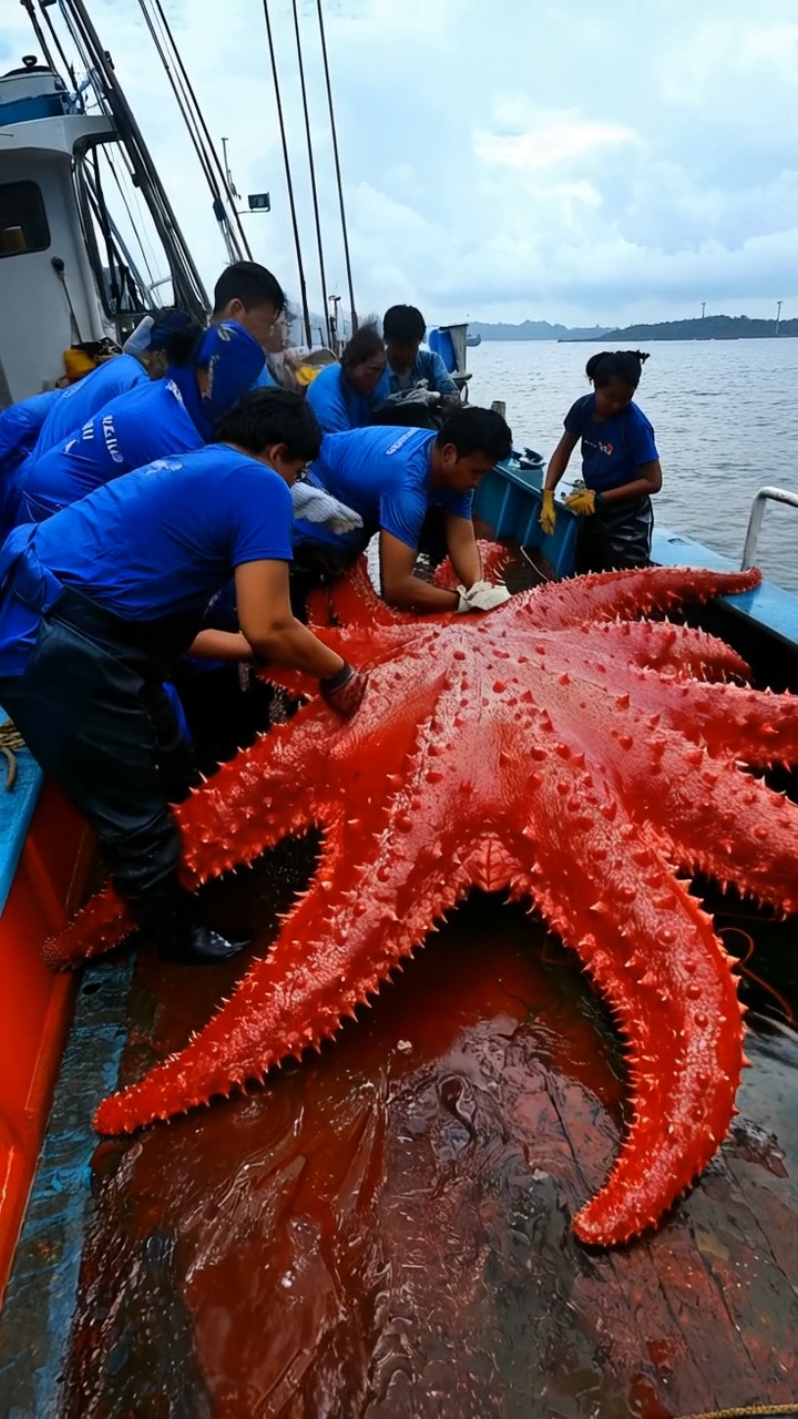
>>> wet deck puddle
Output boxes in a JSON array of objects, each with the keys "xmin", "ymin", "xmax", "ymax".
[{"xmin": 60, "ymin": 843, "xmax": 798, "ymax": 1419}]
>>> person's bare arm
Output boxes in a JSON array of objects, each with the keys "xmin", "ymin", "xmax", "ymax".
[
  {"xmin": 445, "ymin": 513, "xmax": 481, "ymax": 588},
  {"xmin": 543, "ymin": 431, "xmax": 580, "ymax": 491},
  {"xmin": 379, "ymin": 531, "xmax": 459, "ymax": 612},
  {"xmin": 188, "ymin": 629, "xmax": 252, "ymax": 661},
  {"xmin": 234, "ymin": 559, "xmax": 345, "ymax": 678},
  {"xmin": 600, "ymin": 459, "xmax": 662, "ymax": 505}
]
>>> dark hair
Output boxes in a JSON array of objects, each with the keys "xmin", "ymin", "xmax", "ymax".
[
  {"xmin": 369, "ymin": 404, "xmax": 437, "ymax": 430},
  {"xmin": 212, "ymin": 261, "xmax": 286, "ymax": 317},
  {"xmin": 212, "ymin": 387, "xmax": 322, "ymax": 462},
  {"xmin": 585, "ymin": 349, "xmax": 650, "ymax": 389},
  {"xmin": 162, "ymin": 317, "xmax": 205, "ymax": 368},
  {"xmin": 341, "ymin": 325, "xmax": 384, "ymax": 368},
  {"xmin": 436, "ymin": 406, "xmax": 512, "ymax": 462},
  {"xmin": 383, "ymin": 304, "xmax": 426, "ymax": 344}
]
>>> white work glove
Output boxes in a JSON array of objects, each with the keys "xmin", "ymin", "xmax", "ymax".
[
  {"xmin": 290, "ymin": 480, "xmax": 363, "ymax": 536},
  {"xmin": 455, "ymin": 580, "xmax": 512, "ymax": 613}
]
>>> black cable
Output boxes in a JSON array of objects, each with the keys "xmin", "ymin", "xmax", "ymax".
[
  {"xmin": 18, "ymin": 0, "xmax": 58, "ymax": 76},
  {"xmin": 63, "ymin": 0, "xmax": 209, "ymax": 320},
  {"xmin": 148, "ymin": 0, "xmax": 253, "ymax": 261},
  {"xmin": 316, "ymin": 0, "xmax": 357, "ymax": 334},
  {"xmin": 292, "ymin": 0, "xmax": 331, "ymax": 347},
  {"xmin": 262, "ymin": 0, "xmax": 311, "ymax": 345}
]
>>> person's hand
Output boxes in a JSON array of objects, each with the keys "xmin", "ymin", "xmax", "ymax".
[
  {"xmin": 539, "ymin": 488, "xmax": 556, "ymax": 536},
  {"xmin": 564, "ymin": 487, "xmax": 604, "ymax": 516},
  {"xmin": 456, "ymin": 580, "xmax": 512, "ymax": 613},
  {"xmin": 320, "ymin": 663, "xmax": 369, "ymax": 718}
]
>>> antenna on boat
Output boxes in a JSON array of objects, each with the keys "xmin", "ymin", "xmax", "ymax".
[
  {"xmin": 262, "ymin": 0, "xmax": 312, "ymax": 347},
  {"xmin": 316, "ymin": 0, "xmax": 358, "ymax": 336},
  {"xmin": 292, "ymin": 0, "xmax": 332, "ymax": 348}
]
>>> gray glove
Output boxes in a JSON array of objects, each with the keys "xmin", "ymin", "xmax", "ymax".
[
  {"xmin": 290, "ymin": 480, "xmax": 363, "ymax": 535},
  {"xmin": 455, "ymin": 580, "xmax": 512, "ymax": 613}
]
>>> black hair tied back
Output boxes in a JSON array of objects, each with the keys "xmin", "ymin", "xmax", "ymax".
[{"xmin": 585, "ymin": 349, "xmax": 650, "ymax": 389}]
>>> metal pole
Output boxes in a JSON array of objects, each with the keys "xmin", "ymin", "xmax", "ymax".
[
  {"xmin": 316, "ymin": 0, "xmax": 357, "ymax": 333},
  {"xmin": 292, "ymin": 0, "xmax": 331, "ymax": 347},
  {"xmin": 262, "ymin": 0, "xmax": 311, "ymax": 345},
  {"xmin": 148, "ymin": 0, "xmax": 252, "ymax": 260}
]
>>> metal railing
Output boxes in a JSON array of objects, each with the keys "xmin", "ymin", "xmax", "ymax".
[{"xmin": 741, "ymin": 486, "xmax": 798, "ymax": 569}]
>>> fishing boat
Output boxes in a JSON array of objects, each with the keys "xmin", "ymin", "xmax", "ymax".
[{"xmin": 2, "ymin": 5, "xmax": 798, "ymax": 1416}]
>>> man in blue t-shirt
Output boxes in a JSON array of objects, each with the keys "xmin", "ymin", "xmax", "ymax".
[
  {"xmin": 294, "ymin": 406, "xmax": 513, "ymax": 614},
  {"xmin": 0, "ymin": 389, "xmax": 367, "ymax": 966},
  {"xmin": 29, "ymin": 309, "xmax": 195, "ymax": 461},
  {"xmin": 16, "ymin": 321, "xmax": 265, "ymax": 523},
  {"xmin": 370, "ymin": 305, "xmax": 460, "ymax": 415}
]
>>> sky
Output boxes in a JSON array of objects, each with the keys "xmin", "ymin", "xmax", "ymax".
[{"xmin": 4, "ymin": 0, "xmax": 798, "ymax": 327}]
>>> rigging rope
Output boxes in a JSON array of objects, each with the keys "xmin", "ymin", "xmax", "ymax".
[{"xmin": 0, "ymin": 720, "xmax": 26, "ymax": 792}]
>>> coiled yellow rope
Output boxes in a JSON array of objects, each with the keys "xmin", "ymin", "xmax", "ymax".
[
  {"xmin": 675, "ymin": 1404, "xmax": 798, "ymax": 1418},
  {"xmin": 0, "ymin": 718, "xmax": 25, "ymax": 791}
]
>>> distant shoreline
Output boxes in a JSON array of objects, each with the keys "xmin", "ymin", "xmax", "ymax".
[{"xmin": 468, "ymin": 314, "xmax": 797, "ymax": 343}]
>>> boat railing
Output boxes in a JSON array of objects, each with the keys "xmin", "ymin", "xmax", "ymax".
[{"xmin": 741, "ymin": 486, "xmax": 798, "ymax": 569}]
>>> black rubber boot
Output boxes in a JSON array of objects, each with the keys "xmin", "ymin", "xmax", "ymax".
[
  {"xmin": 128, "ymin": 875, "xmax": 252, "ymax": 966},
  {"xmin": 160, "ymin": 924, "xmax": 252, "ymax": 966}
]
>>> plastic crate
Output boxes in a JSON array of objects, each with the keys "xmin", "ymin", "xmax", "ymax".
[{"xmin": 475, "ymin": 460, "xmax": 578, "ymax": 578}]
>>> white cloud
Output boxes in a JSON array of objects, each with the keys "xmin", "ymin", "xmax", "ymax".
[{"xmin": 2, "ymin": 0, "xmax": 797, "ymax": 324}]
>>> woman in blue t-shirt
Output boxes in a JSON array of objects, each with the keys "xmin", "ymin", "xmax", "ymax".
[{"xmin": 540, "ymin": 350, "xmax": 662, "ymax": 572}]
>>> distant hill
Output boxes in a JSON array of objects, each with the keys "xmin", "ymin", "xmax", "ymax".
[
  {"xmin": 467, "ymin": 314, "xmax": 796, "ymax": 342},
  {"xmin": 592, "ymin": 315, "xmax": 796, "ymax": 342},
  {"xmin": 468, "ymin": 319, "xmax": 612, "ymax": 341}
]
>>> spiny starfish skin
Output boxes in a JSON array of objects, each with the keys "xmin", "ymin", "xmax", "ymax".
[{"xmin": 45, "ymin": 561, "xmax": 798, "ymax": 1247}]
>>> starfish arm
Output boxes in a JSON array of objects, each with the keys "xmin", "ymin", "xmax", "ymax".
[
  {"xmin": 512, "ymin": 765, "xmax": 743, "ymax": 1245},
  {"xmin": 431, "ymin": 540, "xmax": 510, "ymax": 590},
  {"xmin": 42, "ymin": 885, "xmax": 134, "ymax": 970},
  {"xmin": 580, "ymin": 618, "xmax": 751, "ymax": 682},
  {"xmin": 625, "ymin": 676, "xmax": 798, "ymax": 768},
  {"xmin": 525, "ymin": 566, "xmax": 761, "ymax": 632},
  {"xmin": 307, "ymin": 554, "xmax": 406, "ymax": 629},
  {"xmin": 638, "ymin": 742, "xmax": 798, "ymax": 913},
  {"xmin": 92, "ymin": 799, "xmax": 483, "ymax": 1136}
]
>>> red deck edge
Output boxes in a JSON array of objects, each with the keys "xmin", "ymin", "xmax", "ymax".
[{"xmin": 0, "ymin": 783, "xmax": 95, "ymax": 1309}]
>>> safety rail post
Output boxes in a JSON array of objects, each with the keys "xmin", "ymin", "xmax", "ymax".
[{"xmin": 741, "ymin": 486, "xmax": 798, "ymax": 569}]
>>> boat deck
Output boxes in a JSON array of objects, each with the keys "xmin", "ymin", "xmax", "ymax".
[{"xmin": 1, "ymin": 857, "xmax": 797, "ymax": 1417}]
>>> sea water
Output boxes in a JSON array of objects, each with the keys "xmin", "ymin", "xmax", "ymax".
[{"xmin": 467, "ymin": 338, "xmax": 798, "ymax": 593}]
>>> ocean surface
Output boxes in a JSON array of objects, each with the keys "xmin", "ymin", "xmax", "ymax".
[{"xmin": 466, "ymin": 338, "xmax": 798, "ymax": 593}]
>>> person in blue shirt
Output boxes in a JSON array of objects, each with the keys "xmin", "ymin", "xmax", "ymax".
[
  {"xmin": 294, "ymin": 406, "xmax": 513, "ymax": 614},
  {"xmin": 306, "ymin": 327, "xmax": 387, "ymax": 434},
  {"xmin": 29, "ymin": 308, "xmax": 194, "ymax": 462},
  {"xmin": 0, "ymin": 390, "xmax": 61, "ymax": 533},
  {"xmin": 371, "ymin": 305, "xmax": 460, "ymax": 416},
  {"xmin": 540, "ymin": 350, "xmax": 662, "ymax": 572},
  {"xmin": 0, "ymin": 389, "xmax": 367, "ymax": 966},
  {"xmin": 16, "ymin": 320, "xmax": 265, "ymax": 523},
  {"xmin": 212, "ymin": 260, "xmax": 286, "ymax": 389}
]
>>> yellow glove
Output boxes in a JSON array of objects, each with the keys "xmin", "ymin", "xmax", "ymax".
[
  {"xmin": 539, "ymin": 488, "xmax": 556, "ymax": 537},
  {"xmin": 564, "ymin": 487, "xmax": 604, "ymax": 516}
]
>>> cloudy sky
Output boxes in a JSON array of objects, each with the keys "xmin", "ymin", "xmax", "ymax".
[{"xmin": 4, "ymin": 0, "xmax": 797, "ymax": 326}]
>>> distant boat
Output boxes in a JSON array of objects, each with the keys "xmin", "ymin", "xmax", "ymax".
[{"xmin": 466, "ymin": 332, "xmax": 482, "ymax": 347}]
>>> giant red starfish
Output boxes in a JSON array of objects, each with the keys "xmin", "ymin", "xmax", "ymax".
[{"xmin": 46, "ymin": 562, "xmax": 798, "ymax": 1246}]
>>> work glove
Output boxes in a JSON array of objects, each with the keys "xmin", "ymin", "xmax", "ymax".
[
  {"xmin": 290, "ymin": 480, "xmax": 364, "ymax": 535},
  {"xmin": 539, "ymin": 488, "xmax": 556, "ymax": 536},
  {"xmin": 455, "ymin": 580, "xmax": 512, "ymax": 613},
  {"xmin": 563, "ymin": 487, "xmax": 605, "ymax": 517},
  {"xmin": 320, "ymin": 662, "xmax": 369, "ymax": 718}
]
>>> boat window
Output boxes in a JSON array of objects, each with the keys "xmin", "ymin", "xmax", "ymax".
[{"xmin": 0, "ymin": 181, "xmax": 51, "ymax": 258}]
